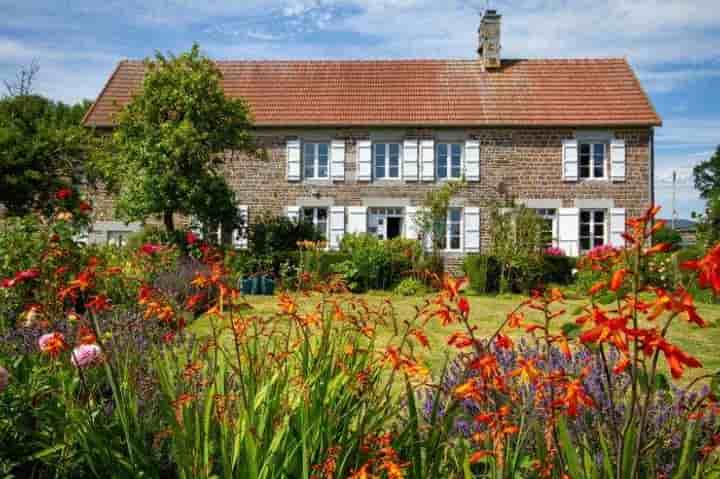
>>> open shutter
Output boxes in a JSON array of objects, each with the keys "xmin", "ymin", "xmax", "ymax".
[
  {"xmin": 356, "ymin": 140, "xmax": 372, "ymax": 181},
  {"xmin": 403, "ymin": 139, "xmax": 419, "ymax": 181},
  {"xmin": 286, "ymin": 206, "xmax": 300, "ymax": 223},
  {"xmin": 610, "ymin": 139, "xmax": 626, "ymax": 182},
  {"xmin": 189, "ymin": 216, "xmax": 204, "ymax": 239},
  {"xmin": 610, "ymin": 208, "xmax": 626, "ymax": 247},
  {"xmin": 331, "ymin": 140, "xmax": 345, "ymax": 182},
  {"xmin": 464, "ymin": 207, "xmax": 481, "ymax": 252},
  {"xmin": 420, "ymin": 139, "xmax": 435, "ymax": 182},
  {"xmin": 329, "ymin": 206, "xmax": 345, "ymax": 250},
  {"xmin": 562, "ymin": 139, "xmax": 578, "ymax": 182},
  {"xmin": 464, "ymin": 140, "xmax": 480, "ymax": 182},
  {"xmin": 347, "ymin": 206, "xmax": 367, "ymax": 234},
  {"xmin": 233, "ymin": 205, "xmax": 249, "ymax": 249},
  {"xmin": 405, "ymin": 206, "xmax": 419, "ymax": 240},
  {"xmin": 558, "ymin": 208, "xmax": 579, "ymax": 257},
  {"xmin": 287, "ymin": 139, "xmax": 301, "ymax": 181}
]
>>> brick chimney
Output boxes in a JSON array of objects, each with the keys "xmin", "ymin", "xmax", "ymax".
[{"xmin": 478, "ymin": 9, "xmax": 501, "ymax": 70}]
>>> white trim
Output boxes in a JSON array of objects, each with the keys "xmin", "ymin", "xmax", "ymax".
[
  {"xmin": 356, "ymin": 140, "xmax": 372, "ymax": 181},
  {"xmin": 286, "ymin": 139, "xmax": 301, "ymax": 181},
  {"xmin": 463, "ymin": 207, "xmax": 481, "ymax": 252},
  {"xmin": 420, "ymin": 139, "xmax": 435, "ymax": 181},
  {"xmin": 562, "ymin": 139, "xmax": 578, "ymax": 182},
  {"xmin": 578, "ymin": 141, "xmax": 608, "ymax": 180},
  {"xmin": 610, "ymin": 208, "xmax": 626, "ymax": 247},
  {"xmin": 347, "ymin": 206, "xmax": 368, "ymax": 234},
  {"xmin": 464, "ymin": 139, "xmax": 480, "ymax": 182},
  {"xmin": 610, "ymin": 139, "xmax": 626, "ymax": 182},
  {"xmin": 233, "ymin": 205, "xmax": 249, "ymax": 249},
  {"xmin": 402, "ymin": 139, "xmax": 419, "ymax": 181},
  {"xmin": 331, "ymin": 140, "xmax": 345, "ymax": 181},
  {"xmin": 329, "ymin": 206, "xmax": 345, "ymax": 250}
]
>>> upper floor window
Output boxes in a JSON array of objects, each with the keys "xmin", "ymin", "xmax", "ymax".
[
  {"xmin": 374, "ymin": 143, "xmax": 401, "ymax": 179},
  {"xmin": 580, "ymin": 209, "xmax": 605, "ymax": 252},
  {"xmin": 302, "ymin": 207, "xmax": 328, "ymax": 239},
  {"xmin": 437, "ymin": 143, "xmax": 462, "ymax": 179},
  {"xmin": 579, "ymin": 142, "xmax": 606, "ymax": 179},
  {"xmin": 303, "ymin": 142, "xmax": 329, "ymax": 179}
]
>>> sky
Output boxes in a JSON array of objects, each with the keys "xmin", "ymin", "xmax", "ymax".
[{"xmin": 1, "ymin": 0, "xmax": 718, "ymax": 219}]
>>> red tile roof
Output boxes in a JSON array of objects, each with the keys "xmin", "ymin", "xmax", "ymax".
[{"xmin": 82, "ymin": 58, "xmax": 661, "ymax": 128}]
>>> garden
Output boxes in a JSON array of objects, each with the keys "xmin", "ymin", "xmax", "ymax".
[{"xmin": 1, "ymin": 189, "xmax": 719, "ymax": 479}]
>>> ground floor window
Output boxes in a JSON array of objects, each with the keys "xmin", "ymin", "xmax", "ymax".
[
  {"xmin": 368, "ymin": 207, "xmax": 404, "ymax": 240},
  {"xmin": 434, "ymin": 207, "xmax": 462, "ymax": 251},
  {"xmin": 580, "ymin": 209, "xmax": 606, "ymax": 252},
  {"xmin": 107, "ymin": 231, "xmax": 131, "ymax": 247},
  {"xmin": 302, "ymin": 207, "xmax": 328, "ymax": 240},
  {"xmin": 534, "ymin": 208, "xmax": 558, "ymax": 247}
]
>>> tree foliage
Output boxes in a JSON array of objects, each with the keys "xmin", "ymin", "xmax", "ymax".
[
  {"xmin": 0, "ymin": 64, "xmax": 93, "ymax": 215},
  {"xmin": 693, "ymin": 145, "xmax": 720, "ymax": 200},
  {"xmin": 416, "ymin": 181, "xmax": 465, "ymax": 255},
  {"xmin": 102, "ymin": 44, "xmax": 255, "ymax": 232}
]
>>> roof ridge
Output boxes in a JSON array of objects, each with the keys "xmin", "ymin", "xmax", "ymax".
[{"xmin": 119, "ymin": 57, "xmax": 629, "ymax": 64}]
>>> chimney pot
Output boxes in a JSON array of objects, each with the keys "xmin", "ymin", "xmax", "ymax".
[{"xmin": 478, "ymin": 9, "xmax": 502, "ymax": 70}]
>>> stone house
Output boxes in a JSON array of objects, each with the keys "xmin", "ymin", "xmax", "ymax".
[{"xmin": 82, "ymin": 10, "xmax": 661, "ymax": 265}]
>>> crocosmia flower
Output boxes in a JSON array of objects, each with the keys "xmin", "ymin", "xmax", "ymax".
[
  {"xmin": 0, "ymin": 366, "xmax": 8, "ymax": 392},
  {"xmin": 70, "ymin": 344, "xmax": 102, "ymax": 368},
  {"xmin": 544, "ymin": 246, "xmax": 566, "ymax": 257},
  {"xmin": 38, "ymin": 332, "xmax": 66, "ymax": 357}
]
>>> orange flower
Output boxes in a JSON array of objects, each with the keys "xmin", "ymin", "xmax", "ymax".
[
  {"xmin": 76, "ymin": 325, "xmax": 97, "ymax": 345},
  {"xmin": 447, "ymin": 332, "xmax": 474, "ymax": 349},
  {"xmin": 554, "ymin": 379, "xmax": 594, "ymax": 416},
  {"xmin": 494, "ymin": 333, "xmax": 513, "ymax": 350},
  {"xmin": 681, "ymin": 243, "xmax": 720, "ymax": 294},
  {"xmin": 469, "ymin": 450, "xmax": 493, "ymax": 463},
  {"xmin": 278, "ymin": 293, "xmax": 297, "ymax": 315},
  {"xmin": 458, "ymin": 297, "xmax": 470, "ymax": 316},
  {"xmin": 38, "ymin": 332, "xmax": 66, "ymax": 357},
  {"xmin": 86, "ymin": 294, "xmax": 112, "ymax": 314},
  {"xmin": 644, "ymin": 242, "xmax": 671, "ymax": 255},
  {"xmin": 579, "ymin": 308, "xmax": 629, "ymax": 352},
  {"xmin": 410, "ymin": 329, "xmax": 430, "ymax": 349},
  {"xmin": 613, "ymin": 356, "xmax": 631, "ymax": 374},
  {"xmin": 508, "ymin": 358, "xmax": 541, "ymax": 384},
  {"xmin": 441, "ymin": 275, "xmax": 467, "ymax": 300},
  {"xmin": 588, "ymin": 281, "xmax": 607, "ymax": 295},
  {"xmin": 609, "ymin": 268, "xmax": 628, "ymax": 291}
]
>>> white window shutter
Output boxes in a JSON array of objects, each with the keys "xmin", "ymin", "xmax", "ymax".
[
  {"xmin": 356, "ymin": 140, "xmax": 372, "ymax": 181},
  {"xmin": 331, "ymin": 140, "xmax": 345, "ymax": 182},
  {"xmin": 347, "ymin": 206, "xmax": 367, "ymax": 234},
  {"xmin": 611, "ymin": 139, "xmax": 626, "ymax": 182},
  {"xmin": 464, "ymin": 207, "xmax": 481, "ymax": 252},
  {"xmin": 610, "ymin": 208, "xmax": 626, "ymax": 247},
  {"xmin": 233, "ymin": 205, "xmax": 249, "ymax": 249},
  {"xmin": 286, "ymin": 206, "xmax": 300, "ymax": 223},
  {"xmin": 558, "ymin": 208, "xmax": 579, "ymax": 257},
  {"xmin": 189, "ymin": 216, "xmax": 204, "ymax": 239},
  {"xmin": 464, "ymin": 140, "xmax": 480, "ymax": 182},
  {"xmin": 562, "ymin": 139, "xmax": 578, "ymax": 182},
  {"xmin": 420, "ymin": 139, "xmax": 435, "ymax": 181},
  {"xmin": 287, "ymin": 139, "xmax": 301, "ymax": 181},
  {"xmin": 329, "ymin": 206, "xmax": 345, "ymax": 250},
  {"xmin": 405, "ymin": 206, "xmax": 419, "ymax": 240},
  {"xmin": 403, "ymin": 139, "xmax": 419, "ymax": 181}
]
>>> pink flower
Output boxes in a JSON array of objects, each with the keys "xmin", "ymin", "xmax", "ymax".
[
  {"xmin": 544, "ymin": 247, "xmax": 566, "ymax": 257},
  {"xmin": 185, "ymin": 231, "xmax": 198, "ymax": 246},
  {"xmin": 0, "ymin": 278, "xmax": 15, "ymax": 288},
  {"xmin": 15, "ymin": 269, "xmax": 40, "ymax": 281},
  {"xmin": 0, "ymin": 366, "xmax": 8, "ymax": 392},
  {"xmin": 70, "ymin": 344, "xmax": 103, "ymax": 368},
  {"xmin": 140, "ymin": 243, "xmax": 162, "ymax": 255},
  {"xmin": 38, "ymin": 332, "xmax": 66, "ymax": 357}
]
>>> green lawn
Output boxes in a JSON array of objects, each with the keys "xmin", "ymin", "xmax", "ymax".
[{"xmin": 189, "ymin": 291, "xmax": 720, "ymax": 382}]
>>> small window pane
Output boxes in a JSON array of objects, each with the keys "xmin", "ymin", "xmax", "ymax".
[
  {"xmin": 450, "ymin": 237, "xmax": 461, "ymax": 250},
  {"xmin": 594, "ymin": 211, "xmax": 604, "ymax": 223},
  {"xmin": 580, "ymin": 224, "xmax": 590, "ymax": 236},
  {"xmin": 389, "ymin": 144, "xmax": 400, "ymax": 178},
  {"xmin": 580, "ymin": 238, "xmax": 591, "ymax": 251},
  {"xmin": 437, "ymin": 144, "xmax": 448, "ymax": 178},
  {"xmin": 594, "ymin": 223, "xmax": 604, "ymax": 236},
  {"xmin": 304, "ymin": 144, "xmax": 315, "ymax": 178},
  {"xmin": 317, "ymin": 208, "xmax": 328, "ymax": 220},
  {"xmin": 450, "ymin": 209, "xmax": 462, "ymax": 221},
  {"xmin": 451, "ymin": 144, "xmax": 462, "ymax": 178},
  {"xmin": 318, "ymin": 145, "xmax": 329, "ymax": 178},
  {"xmin": 580, "ymin": 211, "xmax": 591, "ymax": 222}
]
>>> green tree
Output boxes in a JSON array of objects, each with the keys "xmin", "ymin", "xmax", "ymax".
[
  {"xmin": 0, "ymin": 64, "xmax": 94, "ymax": 215},
  {"xmin": 693, "ymin": 145, "xmax": 720, "ymax": 199},
  {"xmin": 103, "ymin": 44, "xmax": 254, "ymax": 232},
  {"xmin": 415, "ymin": 181, "xmax": 465, "ymax": 255}
]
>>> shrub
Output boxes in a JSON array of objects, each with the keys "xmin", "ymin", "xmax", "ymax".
[
  {"xmin": 249, "ymin": 214, "xmax": 321, "ymax": 256},
  {"xmin": 541, "ymin": 253, "xmax": 576, "ymax": 285},
  {"xmin": 463, "ymin": 254, "xmax": 490, "ymax": 293},
  {"xmin": 337, "ymin": 234, "xmax": 416, "ymax": 291},
  {"xmin": 394, "ymin": 277, "xmax": 428, "ymax": 296}
]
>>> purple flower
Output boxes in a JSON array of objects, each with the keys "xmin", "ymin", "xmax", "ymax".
[
  {"xmin": 0, "ymin": 366, "xmax": 8, "ymax": 392},
  {"xmin": 71, "ymin": 343, "xmax": 102, "ymax": 368}
]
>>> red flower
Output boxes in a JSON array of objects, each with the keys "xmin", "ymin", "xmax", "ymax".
[
  {"xmin": 681, "ymin": 243, "xmax": 720, "ymax": 295},
  {"xmin": 78, "ymin": 201, "xmax": 92, "ymax": 213},
  {"xmin": 55, "ymin": 188, "xmax": 72, "ymax": 200},
  {"xmin": 554, "ymin": 379, "xmax": 594, "ymax": 416},
  {"xmin": 458, "ymin": 297, "xmax": 470, "ymax": 316},
  {"xmin": 16, "ymin": 269, "xmax": 40, "ymax": 281},
  {"xmin": 0, "ymin": 278, "xmax": 16, "ymax": 288},
  {"xmin": 161, "ymin": 331, "xmax": 176, "ymax": 344},
  {"xmin": 609, "ymin": 268, "xmax": 628, "ymax": 291},
  {"xmin": 185, "ymin": 231, "xmax": 198, "ymax": 245},
  {"xmin": 85, "ymin": 295, "xmax": 112, "ymax": 314},
  {"xmin": 140, "ymin": 243, "xmax": 162, "ymax": 255}
]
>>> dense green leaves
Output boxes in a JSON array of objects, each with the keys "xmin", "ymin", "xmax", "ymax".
[{"xmin": 102, "ymin": 44, "xmax": 255, "ymax": 232}]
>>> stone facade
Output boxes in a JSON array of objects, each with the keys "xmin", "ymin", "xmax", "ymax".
[{"xmin": 88, "ymin": 125, "xmax": 653, "ymax": 270}]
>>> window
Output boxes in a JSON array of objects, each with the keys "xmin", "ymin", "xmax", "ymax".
[
  {"xmin": 107, "ymin": 231, "xmax": 131, "ymax": 247},
  {"xmin": 374, "ymin": 143, "xmax": 401, "ymax": 179},
  {"xmin": 579, "ymin": 142, "xmax": 606, "ymax": 179},
  {"xmin": 368, "ymin": 207, "xmax": 404, "ymax": 240},
  {"xmin": 302, "ymin": 207, "xmax": 328, "ymax": 239},
  {"xmin": 434, "ymin": 208, "xmax": 462, "ymax": 250},
  {"xmin": 303, "ymin": 142, "xmax": 329, "ymax": 179},
  {"xmin": 535, "ymin": 208, "xmax": 558, "ymax": 247},
  {"xmin": 580, "ymin": 209, "xmax": 606, "ymax": 252},
  {"xmin": 437, "ymin": 143, "xmax": 462, "ymax": 179}
]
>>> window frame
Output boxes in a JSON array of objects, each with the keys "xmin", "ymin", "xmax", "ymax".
[
  {"xmin": 534, "ymin": 208, "xmax": 558, "ymax": 248},
  {"xmin": 373, "ymin": 142, "xmax": 402, "ymax": 180},
  {"xmin": 579, "ymin": 208, "xmax": 607, "ymax": 253},
  {"xmin": 578, "ymin": 142, "xmax": 607, "ymax": 180},
  {"xmin": 302, "ymin": 207, "xmax": 329, "ymax": 240},
  {"xmin": 433, "ymin": 207, "xmax": 463, "ymax": 251},
  {"xmin": 368, "ymin": 207, "xmax": 405, "ymax": 240},
  {"xmin": 303, "ymin": 142, "xmax": 330, "ymax": 180},
  {"xmin": 436, "ymin": 142, "xmax": 463, "ymax": 180}
]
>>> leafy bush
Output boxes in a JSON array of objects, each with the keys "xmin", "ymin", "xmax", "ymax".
[
  {"xmin": 249, "ymin": 214, "xmax": 321, "ymax": 256},
  {"xmin": 394, "ymin": 277, "xmax": 428, "ymax": 296},
  {"xmin": 541, "ymin": 254, "xmax": 577, "ymax": 285}
]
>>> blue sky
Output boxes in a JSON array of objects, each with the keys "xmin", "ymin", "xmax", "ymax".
[{"xmin": 2, "ymin": 0, "xmax": 718, "ymax": 219}]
